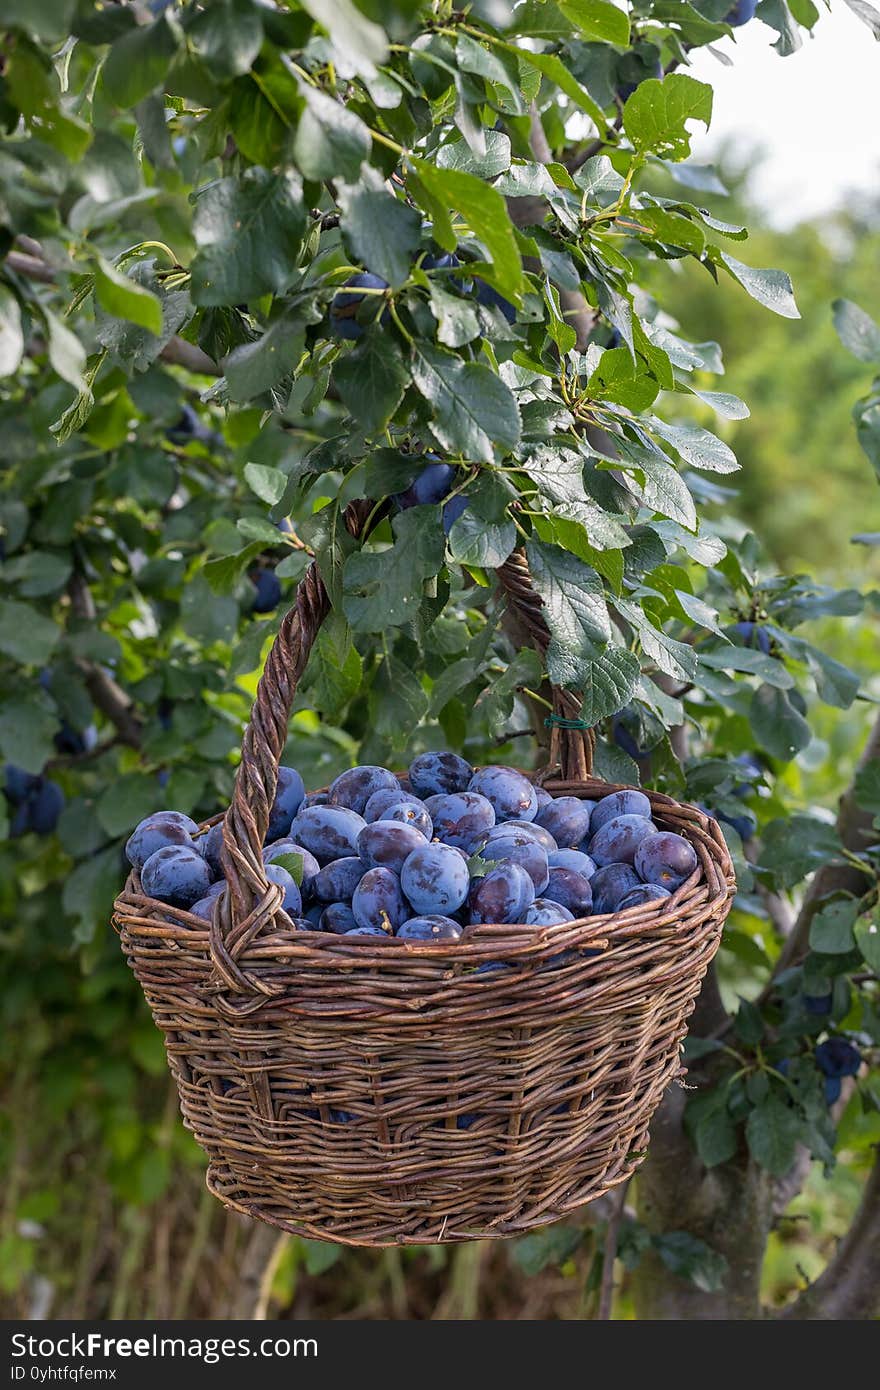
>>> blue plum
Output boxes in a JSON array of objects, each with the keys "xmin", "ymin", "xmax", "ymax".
[
  {"xmin": 824, "ymin": 1076, "xmax": 842, "ymax": 1105},
  {"xmin": 329, "ymin": 272, "xmax": 389, "ymax": 339},
  {"xmin": 4, "ymin": 765, "xmax": 35, "ymax": 802},
  {"xmin": 524, "ymin": 900, "xmax": 575, "ymax": 927},
  {"xmin": 345, "ymin": 925, "xmax": 389, "ymax": 937},
  {"xmin": 543, "ymin": 867, "xmax": 593, "ymax": 918},
  {"xmin": 329, "ymin": 764, "xmax": 399, "ymax": 816},
  {"xmin": 364, "ymin": 788, "xmax": 415, "ymax": 822},
  {"xmin": 320, "ymin": 902, "xmax": 359, "ymax": 934},
  {"xmin": 379, "ymin": 799, "xmax": 433, "ymax": 838},
  {"xmin": 549, "ymin": 848, "xmax": 596, "ymax": 879},
  {"xmin": 126, "ymin": 811, "xmax": 199, "ymax": 870},
  {"xmin": 469, "ymin": 862, "xmax": 535, "ymax": 924},
  {"xmin": 589, "ymin": 814, "xmax": 656, "ymax": 867},
  {"xmin": 591, "ymin": 863, "xmax": 641, "ymax": 914},
  {"xmin": 263, "ymin": 863, "xmax": 303, "ymax": 916},
  {"xmin": 54, "ymin": 721, "xmax": 97, "ymax": 756},
  {"xmin": 726, "ymin": 0, "xmax": 758, "ymax": 25},
  {"xmin": 401, "ymin": 842, "xmax": 470, "ymax": 914},
  {"xmin": 442, "ymin": 494, "xmax": 469, "ymax": 534},
  {"xmin": 352, "ymin": 867, "xmax": 406, "ymax": 931},
  {"xmin": 590, "ymin": 789, "xmax": 652, "ymax": 835},
  {"xmin": 815, "ymin": 1039, "xmax": 861, "ymax": 1078},
  {"xmin": 475, "ymin": 281, "xmax": 516, "ymax": 323},
  {"xmin": 292, "ymin": 916, "xmax": 323, "ymax": 932},
  {"xmin": 483, "ymin": 820, "xmax": 556, "ymax": 851},
  {"xmin": 199, "ymin": 821, "xmax": 226, "ymax": 877},
  {"xmin": 409, "ymin": 751, "xmax": 473, "ymax": 798},
  {"xmin": 289, "ymin": 805, "xmax": 367, "ymax": 863},
  {"xmin": 141, "ymin": 844, "xmax": 213, "ymax": 907},
  {"xmin": 27, "ymin": 779, "xmax": 65, "ymax": 834},
  {"xmin": 479, "ymin": 835, "xmax": 549, "ymax": 894},
  {"xmin": 266, "ymin": 765, "xmax": 306, "ymax": 841},
  {"xmin": 616, "ymin": 884, "xmax": 671, "ymax": 910},
  {"xmin": 424, "ymin": 791, "xmax": 495, "ymax": 850},
  {"xmin": 468, "ymin": 766, "xmax": 538, "ymax": 822},
  {"xmin": 249, "ymin": 569, "xmax": 281, "ymax": 613},
  {"xmin": 634, "ymin": 831, "xmax": 697, "ymax": 890},
  {"xmin": 534, "ymin": 785, "xmax": 553, "ymax": 810},
  {"xmin": 358, "ymin": 820, "xmax": 428, "ymax": 874},
  {"xmin": 730, "ymin": 621, "xmax": 771, "ymax": 654},
  {"xmin": 262, "ymin": 838, "xmax": 320, "ymax": 892},
  {"xmin": 535, "ymin": 796, "xmax": 592, "ymax": 848},
  {"xmin": 301, "ymin": 790, "xmax": 331, "ymax": 808},
  {"xmin": 188, "ymin": 895, "xmax": 219, "ymax": 922},
  {"xmin": 312, "ymin": 856, "xmax": 367, "ymax": 904},
  {"xmin": 397, "ymin": 915, "xmax": 463, "ymax": 941},
  {"xmin": 395, "ymin": 459, "xmax": 455, "ymax": 510},
  {"xmin": 804, "ymin": 993, "xmax": 833, "ymax": 1017}
]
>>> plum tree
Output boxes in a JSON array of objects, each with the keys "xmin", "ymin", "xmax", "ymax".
[{"xmin": 1, "ymin": 0, "xmax": 878, "ymax": 1326}]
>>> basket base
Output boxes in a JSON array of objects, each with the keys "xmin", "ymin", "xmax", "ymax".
[{"xmin": 205, "ymin": 1139, "xmax": 648, "ymax": 1248}]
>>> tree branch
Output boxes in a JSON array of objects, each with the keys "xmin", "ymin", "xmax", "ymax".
[
  {"xmin": 67, "ymin": 574, "xmax": 143, "ymax": 747},
  {"xmin": 783, "ymin": 1149, "xmax": 880, "ymax": 1319},
  {"xmin": 159, "ymin": 337, "xmax": 221, "ymax": 376}
]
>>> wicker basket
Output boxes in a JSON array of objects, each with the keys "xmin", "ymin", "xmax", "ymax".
[{"xmin": 114, "ymin": 545, "xmax": 735, "ymax": 1247}]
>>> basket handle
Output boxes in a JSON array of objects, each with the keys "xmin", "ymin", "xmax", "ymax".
[
  {"xmin": 497, "ymin": 550, "xmax": 595, "ymax": 781},
  {"xmin": 218, "ymin": 530, "xmax": 594, "ymax": 947}
]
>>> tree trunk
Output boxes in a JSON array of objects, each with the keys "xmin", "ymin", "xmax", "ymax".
[{"xmin": 631, "ymin": 1086, "xmax": 774, "ymax": 1319}]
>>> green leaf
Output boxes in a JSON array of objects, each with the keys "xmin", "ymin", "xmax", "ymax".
[
  {"xmin": 854, "ymin": 760, "xmax": 880, "ymax": 815},
  {"xmin": 2, "ymin": 0, "xmax": 76, "ymax": 42},
  {"xmin": 97, "ymin": 775, "xmax": 161, "ymax": 837},
  {"xmin": 299, "ymin": 0, "xmax": 387, "ymax": 78},
  {"xmin": 526, "ymin": 540, "xmax": 611, "ymax": 687},
  {"xmin": 334, "ymin": 333, "xmax": 410, "ymax": 435},
  {"xmin": 435, "ymin": 131, "xmax": 511, "ymax": 179},
  {"xmin": 0, "ymin": 694, "xmax": 57, "ymax": 774},
  {"xmin": 0, "ymin": 600, "xmax": 60, "ymax": 666},
  {"xmin": 62, "ymin": 846, "xmax": 123, "ymax": 939},
  {"xmin": 102, "ymin": 13, "xmax": 180, "ymax": 108},
  {"xmin": 577, "ymin": 648, "xmax": 642, "ymax": 723},
  {"xmin": 343, "ymin": 507, "xmax": 445, "ymax": 632},
  {"xmin": 759, "ymin": 815, "xmax": 842, "ymax": 890},
  {"xmin": 203, "ymin": 542, "xmax": 265, "ymax": 595},
  {"xmin": 42, "ymin": 308, "xmax": 88, "ymax": 393},
  {"xmin": 809, "ymin": 898, "xmax": 858, "ymax": 955},
  {"xmin": 428, "ymin": 283, "xmax": 480, "ymax": 348},
  {"xmin": 649, "ymin": 419, "xmax": 739, "ymax": 474},
  {"xmin": 292, "ymin": 83, "xmax": 371, "ymax": 182},
  {"xmin": 694, "ymin": 1105, "xmax": 738, "ymax": 1169},
  {"xmin": 190, "ymin": 169, "xmax": 307, "ymax": 306},
  {"xmin": 832, "ymin": 298, "xmax": 880, "ymax": 363},
  {"xmin": 409, "ymin": 158, "xmax": 523, "ymax": 304},
  {"xmin": 0, "ymin": 549, "xmax": 71, "ymax": 596},
  {"xmin": 559, "ymin": 0, "xmax": 631, "ymax": 43},
  {"xmin": 720, "ymin": 254, "xmax": 800, "ymax": 320},
  {"xmin": 447, "ymin": 511, "xmax": 516, "ymax": 568},
  {"xmin": 623, "ymin": 75, "xmax": 713, "ymax": 161},
  {"xmin": 653, "ymin": 1232, "xmax": 728, "ymax": 1292},
  {"xmin": 224, "ymin": 314, "xmax": 305, "ymax": 401},
  {"xmin": 514, "ymin": 47, "xmax": 607, "ymax": 135},
  {"xmin": 94, "ymin": 257, "xmax": 163, "ymax": 334},
  {"xmin": 749, "ymin": 684, "xmax": 811, "ymax": 760},
  {"xmin": 0, "ymin": 287, "xmax": 24, "ymax": 377},
  {"xmin": 510, "ymin": 1225, "xmax": 583, "ymax": 1276},
  {"xmin": 410, "ymin": 342, "xmax": 520, "ymax": 462},
  {"xmin": 272, "ymin": 852, "xmax": 305, "ymax": 886},
  {"xmin": 244, "ymin": 462, "xmax": 287, "ymax": 505},
  {"xmin": 745, "ymin": 1097, "xmax": 800, "ymax": 1176},
  {"xmin": 301, "ymin": 615, "xmax": 363, "ymax": 717},
  {"xmin": 338, "ymin": 167, "xmax": 421, "ymax": 290},
  {"xmin": 190, "ymin": 0, "xmax": 263, "ymax": 79},
  {"xmin": 854, "ymin": 914, "xmax": 880, "ymax": 974}
]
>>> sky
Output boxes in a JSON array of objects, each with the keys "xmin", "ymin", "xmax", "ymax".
[{"xmin": 686, "ymin": 5, "xmax": 880, "ymax": 226}]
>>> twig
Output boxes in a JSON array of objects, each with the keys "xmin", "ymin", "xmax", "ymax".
[
  {"xmin": 67, "ymin": 573, "xmax": 143, "ymax": 747},
  {"xmin": 598, "ymin": 1177, "xmax": 631, "ymax": 1320}
]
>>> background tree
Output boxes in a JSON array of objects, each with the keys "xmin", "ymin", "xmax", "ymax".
[{"xmin": 1, "ymin": 0, "xmax": 878, "ymax": 1320}]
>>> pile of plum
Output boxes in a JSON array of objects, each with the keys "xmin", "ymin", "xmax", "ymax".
[{"xmin": 125, "ymin": 755, "xmax": 699, "ymax": 941}]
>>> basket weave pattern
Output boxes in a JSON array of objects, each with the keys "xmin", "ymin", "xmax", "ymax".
[{"xmin": 115, "ymin": 538, "xmax": 735, "ymax": 1246}]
